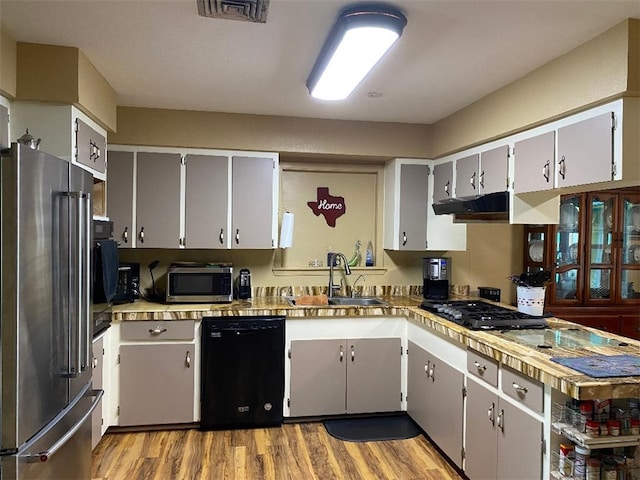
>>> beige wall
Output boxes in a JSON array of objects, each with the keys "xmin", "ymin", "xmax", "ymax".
[
  {"xmin": 111, "ymin": 107, "xmax": 431, "ymax": 160},
  {"xmin": 430, "ymin": 18, "xmax": 639, "ymax": 157},
  {"xmin": 15, "ymin": 42, "xmax": 116, "ymax": 131},
  {"xmin": 0, "ymin": 29, "xmax": 16, "ymax": 98}
]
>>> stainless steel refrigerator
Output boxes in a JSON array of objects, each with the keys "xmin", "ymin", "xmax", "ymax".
[{"xmin": 0, "ymin": 144, "xmax": 102, "ymax": 479}]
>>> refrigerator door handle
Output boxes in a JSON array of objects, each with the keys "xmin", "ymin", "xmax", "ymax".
[
  {"xmin": 63, "ymin": 191, "xmax": 91, "ymax": 377},
  {"xmin": 23, "ymin": 389, "xmax": 103, "ymax": 463}
]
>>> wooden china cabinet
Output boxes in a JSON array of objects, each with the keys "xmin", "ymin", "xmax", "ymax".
[{"xmin": 523, "ymin": 188, "xmax": 640, "ymax": 338}]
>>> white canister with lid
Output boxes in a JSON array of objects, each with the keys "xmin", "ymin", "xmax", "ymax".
[{"xmin": 574, "ymin": 445, "xmax": 590, "ymax": 480}]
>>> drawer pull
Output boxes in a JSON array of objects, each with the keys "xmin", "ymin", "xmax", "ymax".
[
  {"xmin": 185, "ymin": 351, "xmax": 191, "ymax": 368},
  {"xmin": 474, "ymin": 361, "xmax": 487, "ymax": 372},
  {"xmin": 497, "ymin": 409, "xmax": 504, "ymax": 432},
  {"xmin": 149, "ymin": 327, "xmax": 168, "ymax": 335},
  {"xmin": 512, "ymin": 382, "xmax": 528, "ymax": 394}
]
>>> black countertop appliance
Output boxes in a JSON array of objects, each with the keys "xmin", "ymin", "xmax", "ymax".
[
  {"xmin": 237, "ymin": 268, "xmax": 251, "ymax": 299},
  {"xmin": 423, "ymin": 257, "xmax": 450, "ymax": 301}
]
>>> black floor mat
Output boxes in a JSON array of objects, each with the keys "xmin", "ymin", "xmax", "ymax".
[{"xmin": 323, "ymin": 415, "xmax": 420, "ymax": 442}]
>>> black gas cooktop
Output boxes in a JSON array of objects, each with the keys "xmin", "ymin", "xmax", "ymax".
[{"xmin": 420, "ymin": 299, "xmax": 549, "ymax": 330}]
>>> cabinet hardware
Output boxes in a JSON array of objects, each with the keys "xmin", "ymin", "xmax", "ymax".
[
  {"xmin": 428, "ymin": 363, "xmax": 435, "ymax": 381},
  {"xmin": 479, "ymin": 170, "xmax": 485, "ymax": 190},
  {"xmin": 474, "ymin": 360, "xmax": 487, "ymax": 372},
  {"xmin": 219, "ymin": 228, "xmax": 224, "ymax": 244},
  {"xmin": 470, "ymin": 172, "xmax": 476, "ymax": 190},
  {"xmin": 497, "ymin": 409, "xmax": 504, "ymax": 431},
  {"xmin": 185, "ymin": 351, "xmax": 191, "ymax": 368},
  {"xmin": 235, "ymin": 228, "xmax": 240, "ymax": 245},
  {"xmin": 350, "ymin": 345, "xmax": 355, "ymax": 362},
  {"xmin": 558, "ymin": 156, "xmax": 566, "ymax": 180},
  {"xmin": 488, "ymin": 403, "xmax": 495, "ymax": 425},
  {"xmin": 148, "ymin": 327, "xmax": 167, "ymax": 335},
  {"xmin": 339, "ymin": 345, "xmax": 343, "ymax": 362},
  {"xmin": 402, "ymin": 232, "xmax": 407, "ymax": 246},
  {"xmin": 92, "ymin": 356, "xmax": 97, "ymax": 369},
  {"xmin": 139, "ymin": 226, "xmax": 145, "ymax": 244},
  {"xmin": 512, "ymin": 382, "xmax": 528, "ymax": 394},
  {"xmin": 444, "ymin": 180, "xmax": 450, "ymax": 196},
  {"xmin": 288, "ymin": 349, "xmax": 291, "ymax": 359},
  {"xmin": 123, "ymin": 227, "xmax": 128, "ymax": 244},
  {"xmin": 542, "ymin": 161, "xmax": 550, "ymax": 182}
]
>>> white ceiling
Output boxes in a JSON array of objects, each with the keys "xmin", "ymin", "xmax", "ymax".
[{"xmin": 1, "ymin": 0, "xmax": 639, "ymax": 125}]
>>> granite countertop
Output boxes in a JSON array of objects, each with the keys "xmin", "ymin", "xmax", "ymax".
[{"xmin": 111, "ymin": 295, "xmax": 640, "ymax": 400}]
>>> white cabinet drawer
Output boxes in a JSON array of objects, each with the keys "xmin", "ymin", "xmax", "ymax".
[
  {"xmin": 501, "ymin": 366, "xmax": 543, "ymax": 413},
  {"xmin": 467, "ymin": 349, "xmax": 498, "ymax": 387},
  {"xmin": 121, "ymin": 320, "xmax": 195, "ymax": 341}
]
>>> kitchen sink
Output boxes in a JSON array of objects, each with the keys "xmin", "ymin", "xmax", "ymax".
[
  {"xmin": 327, "ymin": 296, "xmax": 388, "ymax": 306},
  {"xmin": 283, "ymin": 295, "xmax": 388, "ymax": 307}
]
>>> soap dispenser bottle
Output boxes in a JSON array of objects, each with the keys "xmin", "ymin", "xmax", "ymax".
[{"xmin": 365, "ymin": 241, "xmax": 374, "ymax": 267}]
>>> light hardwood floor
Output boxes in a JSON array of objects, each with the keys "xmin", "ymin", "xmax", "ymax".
[{"xmin": 91, "ymin": 422, "xmax": 463, "ymax": 480}]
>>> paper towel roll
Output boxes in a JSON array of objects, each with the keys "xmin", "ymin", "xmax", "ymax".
[{"xmin": 279, "ymin": 212, "xmax": 294, "ymax": 248}]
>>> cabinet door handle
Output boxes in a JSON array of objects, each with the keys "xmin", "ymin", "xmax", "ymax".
[
  {"xmin": 185, "ymin": 351, "xmax": 191, "ymax": 368},
  {"xmin": 444, "ymin": 180, "xmax": 450, "ymax": 197},
  {"xmin": 148, "ymin": 327, "xmax": 167, "ymax": 335},
  {"xmin": 470, "ymin": 172, "xmax": 476, "ymax": 190},
  {"xmin": 429, "ymin": 363, "xmax": 435, "ymax": 381},
  {"xmin": 512, "ymin": 382, "xmax": 528, "ymax": 394},
  {"xmin": 123, "ymin": 226, "xmax": 128, "ymax": 244},
  {"xmin": 558, "ymin": 156, "xmax": 566, "ymax": 180},
  {"xmin": 402, "ymin": 232, "xmax": 407, "ymax": 246},
  {"xmin": 339, "ymin": 345, "xmax": 344, "ymax": 362},
  {"xmin": 479, "ymin": 170, "xmax": 485, "ymax": 190},
  {"xmin": 542, "ymin": 161, "xmax": 550, "ymax": 182},
  {"xmin": 235, "ymin": 228, "xmax": 240, "ymax": 245},
  {"xmin": 219, "ymin": 228, "xmax": 224, "ymax": 244},
  {"xmin": 487, "ymin": 403, "xmax": 495, "ymax": 425},
  {"xmin": 350, "ymin": 345, "xmax": 355, "ymax": 362},
  {"xmin": 139, "ymin": 226, "xmax": 144, "ymax": 244},
  {"xmin": 474, "ymin": 361, "xmax": 487, "ymax": 372},
  {"xmin": 497, "ymin": 409, "xmax": 504, "ymax": 432},
  {"xmin": 92, "ymin": 355, "xmax": 98, "ymax": 369}
]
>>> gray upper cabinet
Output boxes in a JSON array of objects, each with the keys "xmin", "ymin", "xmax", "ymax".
[
  {"xmin": 136, "ymin": 152, "xmax": 182, "ymax": 248},
  {"xmin": 0, "ymin": 104, "xmax": 8, "ymax": 149},
  {"xmin": 231, "ymin": 156, "xmax": 276, "ymax": 249},
  {"xmin": 184, "ymin": 154, "xmax": 229, "ymax": 249},
  {"xmin": 513, "ymin": 131, "xmax": 556, "ymax": 194},
  {"xmin": 106, "ymin": 151, "xmax": 134, "ymax": 247},
  {"xmin": 479, "ymin": 145, "xmax": 509, "ymax": 194},
  {"xmin": 557, "ymin": 111, "xmax": 614, "ymax": 188},
  {"xmin": 432, "ymin": 161, "xmax": 453, "ymax": 204},
  {"xmin": 397, "ymin": 163, "xmax": 429, "ymax": 250},
  {"xmin": 75, "ymin": 118, "xmax": 107, "ymax": 175},
  {"xmin": 455, "ymin": 154, "xmax": 479, "ymax": 199}
]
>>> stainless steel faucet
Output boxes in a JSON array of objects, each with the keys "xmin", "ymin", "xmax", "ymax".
[
  {"xmin": 351, "ymin": 274, "xmax": 365, "ymax": 297},
  {"xmin": 328, "ymin": 252, "xmax": 351, "ymax": 297}
]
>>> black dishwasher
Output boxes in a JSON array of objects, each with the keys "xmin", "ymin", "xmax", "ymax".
[{"xmin": 200, "ymin": 315, "xmax": 285, "ymax": 430}]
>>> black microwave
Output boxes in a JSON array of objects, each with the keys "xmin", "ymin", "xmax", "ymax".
[{"xmin": 166, "ymin": 263, "xmax": 233, "ymax": 303}]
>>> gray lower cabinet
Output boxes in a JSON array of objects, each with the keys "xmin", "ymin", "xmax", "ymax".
[
  {"xmin": 465, "ymin": 377, "xmax": 543, "ymax": 479},
  {"xmin": 118, "ymin": 343, "xmax": 195, "ymax": 426},
  {"xmin": 91, "ymin": 335, "xmax": 104, "ymax": 450},
  {"xmin": 289, "ymin": 338, "xmax": 401, "ymax": 417},
  {"xmin": 407, "ymin": 341, "xmax": 464, "ymax": 469},
  {"xmin": 136, "ymin": 152, "xmax": 182, "ymax": 248},
  {"xmin": 106, "ymin": 151, "xmax": 134, "ymax": 247}
]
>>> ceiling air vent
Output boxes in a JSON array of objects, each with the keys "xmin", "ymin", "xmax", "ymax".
[{"xmin": 197, "ymin": 0, "xmax": 270, "ymax": 23}]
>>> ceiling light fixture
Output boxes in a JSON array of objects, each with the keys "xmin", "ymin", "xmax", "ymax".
[{"xmin": 306, "ymin": 4, "xmax": 407, "ymax": 101}]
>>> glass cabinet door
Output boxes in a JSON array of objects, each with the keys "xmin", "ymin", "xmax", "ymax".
[
  {"xmin": 552, "ymin": 195, "xmax": 582, "ymax": 302},
  {"xmin": 524, "ymin": 226, "xmax": 547, "ymax": 272},
  {"xmin": 586, "ymin": 193, "xmax": 615, "ymax": 302},
  {"xmin": 620, "ymin": 193, "xmax": 640, "ymax": 301}
]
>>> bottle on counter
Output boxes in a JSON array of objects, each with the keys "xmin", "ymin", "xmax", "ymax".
[{"xmin": 365, "ymin": 241, "xmax": 374, "ymax": 267}]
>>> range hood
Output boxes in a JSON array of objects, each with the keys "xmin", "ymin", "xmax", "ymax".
[{"xmin": 432, "ymin": 191, "xmax": 509, "ymax": 221}]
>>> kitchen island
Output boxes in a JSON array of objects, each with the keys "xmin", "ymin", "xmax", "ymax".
[{"xmin": 107, "ymin": 294, "xmax": 640, "ymax": 479}]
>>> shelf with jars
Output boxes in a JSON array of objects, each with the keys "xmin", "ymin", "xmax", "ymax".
[{"xmin": 523, "ymin": 188, "xmax": 640, "ymax": 338}]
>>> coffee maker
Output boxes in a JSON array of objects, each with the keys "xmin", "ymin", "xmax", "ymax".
[
  {"xmin": 237, "ymin": 268, "xmax": 252, "ymax": 300},
  {"xmin": 423, "ymin": 257, "xmax": 450, "ymax": 301}
]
